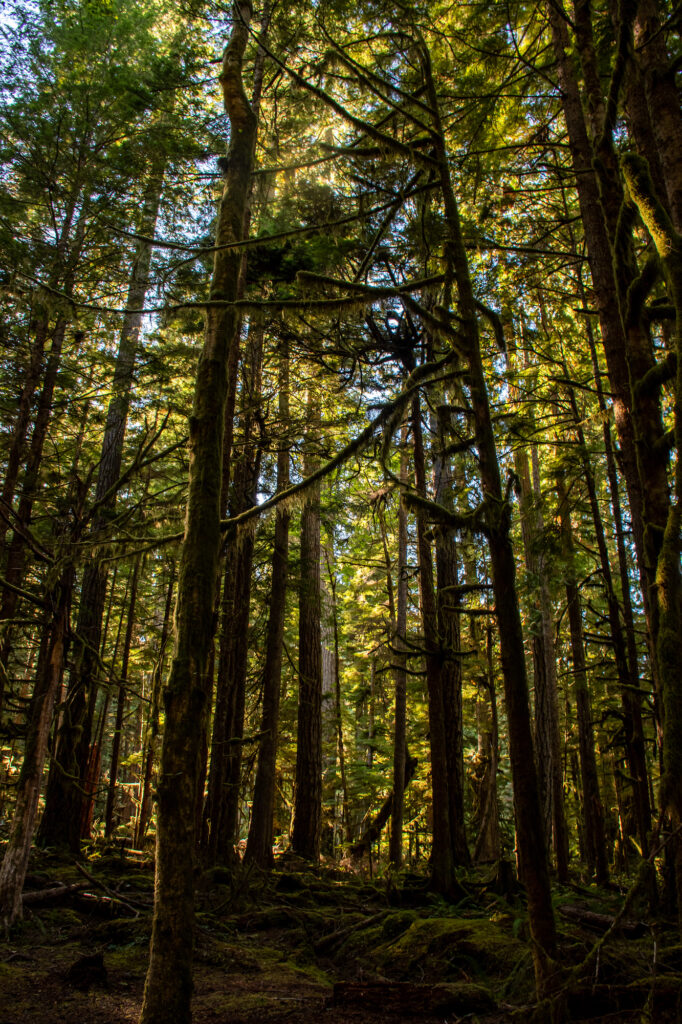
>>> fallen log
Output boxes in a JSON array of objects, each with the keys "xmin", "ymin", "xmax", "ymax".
[
  {"xmin": 330, "ymin": 980, "xmax": 495, "ymax": 1016},
  {"xmin": 558, "ymin": 904, "xmax": 647, "ymax": 938},
  {"xmin": 22, "ymin": 882, "xmax": 88, "ymax": 904}
]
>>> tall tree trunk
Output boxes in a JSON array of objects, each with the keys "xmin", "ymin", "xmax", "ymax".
[
  {"xmin": 202, "ymin": 314, "xmax": 264, "ymax": 862},
  {"xmin": 0, "ymin": 561, "xmax": 72, "ymax": 929},
  {"xmin": 412, "ymin": 395, "xmax": 462, "ymax": 898},
  {"xmin": 326, "ymin": 552, "xmax": 350, "ymax": 850},
  {"xmin": 104, "ymin": 556, "xmax": 142, "ymax": 837},
  {"xmin": 136, "ymin": 567, "xmax": 175, "ymax": 848},
  {"xmin": 420, "ymin": 46, "xmax": 556, "ymax": 987},
  {"xmin": 564, "ymin": 372, "xmax": 652, "ymax": 854},
  {"xmin": 632, "ymin": 0, "xmax": 682, "ymax": 231},
  {"xmin": 0, "ymin": 316, "xmax": 71, "ymax": 668},
  {"xmin": 434, "ymin": 414, "xmax": 469, "ymax": 867},
  {"xmin": 507, "ymin": 328, "xmax": 569, "ymax": 881},
  {"xmin": 291, "ymin": 389, "xmax": 323, "ymax": 862},
  {"xmin": 0, "ymin": 313, "xmax": 51, "ymax": 563},
  {"xmin": 0, "ymin": 180, "xmax": 81, "ymax": 562},
  {"xmin": 546, "ymin": 0, "xmax": 669, "ymax": 702},
  {"xmin": 389, "ymin": 430, "xmax": 409, "ymax": 867},
  {"xmin": 140, "ymin": 7, "xmax": 260, "ymax": 1019},
  {"xmin": 39, "ymin": 161, "xmax": 166, "ymax": 852},
  {"xmin": 620, "ymin": 154, "xmax": 682, "ymax": 932},
  {"xmin": 245, "ymin": 347, "xmax": 290, "ymax": 869},
  {"xmin": 557, "ymin": 471, "xmax": 609, "ymax": 885},
  {"xmin": 472, "ymin": 624, "xmax": 501, "ymax": 863}
]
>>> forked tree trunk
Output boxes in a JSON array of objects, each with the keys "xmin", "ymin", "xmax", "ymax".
[{"xmin": 140, "ymin": 6, "xmax": 259, "ymax": 1021}]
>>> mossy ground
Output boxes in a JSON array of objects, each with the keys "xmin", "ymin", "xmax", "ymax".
[{"xmin": 1, "ymin": 847, "xmax": 680, "ymax": 1023}]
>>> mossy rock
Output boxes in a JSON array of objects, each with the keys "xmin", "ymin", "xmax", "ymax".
[
  {"xmin": 335, "ymin": 921, "xmax": 387, "ymax": 960},
  {"xmin": 370, "ymin": 915, "xmax": 526, "ymax": 982},
  {"xmin": 381, "ymin": 910, "xmax": 418, "ymax": 940}
]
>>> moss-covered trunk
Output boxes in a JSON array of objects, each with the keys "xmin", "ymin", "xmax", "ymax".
[
  {"xmin": 139, "ymin": 6, "xmax": 258, "ymax": 1021},
  {"xmin": 621, "ymin": 154, "xmax": 682, "ymax": 932}
]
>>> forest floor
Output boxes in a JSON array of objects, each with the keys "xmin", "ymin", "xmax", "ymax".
[{"xmin": 1, "ymin": 846, "xmax": 681, "ymax": 1024}]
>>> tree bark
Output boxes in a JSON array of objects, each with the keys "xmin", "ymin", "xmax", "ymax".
[
  {"xmin": 420, "ymin": 45, "xmax": 556, "ymax": 987},
  {"xmin": 389, "ymin": 430, "xmax": 409, "ymax": 866},
  {"xmin": 0, "ymin": 561, "xmax": 72, "ymax": 929},
  {"xmin": 291, "ymin": 389, "xmax": 323, "ymax": 862},
  {"xmin": 104, "ymin": 556, "xmax": 142, "ymax": 837},
  {"xmin": 245, "ymin": 347, "xmax": 290, "ymax": 869},
  {"xmin": 140, "ymin": 6, "xmax": 259, "ymax": 1021},
  {"xmin": 557, "ymin": 471, "xmax": 609, "ymax": 885},
  {"xmin": 412, "ymin": 395, "xmax": 462, "ymax": 898},
  {"xmin": 136, "ymin": 568, "xmax": 175, "ymax": 848}
]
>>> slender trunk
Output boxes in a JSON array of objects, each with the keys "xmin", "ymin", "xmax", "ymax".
[
  {"xmin": 621, "ymin": 154, "xmax": 682, "ymax": 931},
  {"xmin": 0, "ymin": 562, "xmax": 72, "ymax": 929},
  {"xmin": 202, "ymin": 315, "xmax": 264, "ymax": 862},
  {"xmin": 433, "ymin": 399, "xmax": 469, "ymax": 866},
  {"xmin": 39, "ymin": 162, "xmax": 166, "ymax": 852},
  {"xmin": 389, "ymin": 431, "xmax": 409, "ymax": 866},
  {"xmin": 506, "ymin": 328, "xmax": 568, "ymax": 880},
  {"xmin": 566, "ymin": 374, "xmax": 652, "ymax": 853},
  {"xmin": 472, "ymin": 625, "xmax": 501, "ymax": 863},
  {"xmin": 137, "ymin": 569, "xmax": 175, "ymax": 848},
  {"xmin": 412, "ymin": 395, "xmax": 461, "ymax": 897},
  {"xmin": 420, "ymin": 46, "xmax": 556, "ymax": 984},
  {"xmin": 0, "ymin": 317, "xmax": 71, "ymax": 670},
  {"xmin": 291, "ymin": 389, "xmax": 323, "ymax": 862},
  {"xmin": 104, "ymin": 556, "xmax": 142, "ymax": 837},
  {"xmin": 0, "ymin": 314, "xmax": 50, "ymax": 562},
  {"xmin": 80, "ymin": 567, "xmax": 128, "ymax": 839},
  {"xmin": 0, "ymin": 179, "xmax": 81, "ymax": 561},
  {"xmin": 557, "ymin": 471, "xmax": 609, "ymax": 884},
  {"xmin": 245, "ymin": 349, "xmax": 290, "ymax": 868},
  {"xmin": 327, "ymin": 555, "xmax": 350, "ymax": 849}
]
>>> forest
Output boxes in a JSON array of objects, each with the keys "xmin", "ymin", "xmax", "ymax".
[{"xmin": 0, "ymin": 0, "xmax": 680, "ymax": 1021}]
